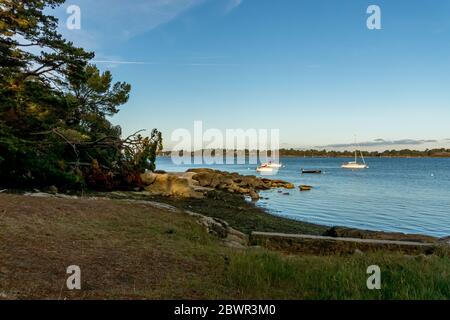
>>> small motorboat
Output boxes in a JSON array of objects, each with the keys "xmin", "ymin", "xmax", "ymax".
[
  {"xmin": 261, "ymin": 161, "xmax": 282, "ymax": 168},
  {"xmin": 301, "ymin": 168, "xmax": 322, "ymax": 174},
  {"xmin": 256, "ymin": 165, "xmax": 274, "ymax": 173}
]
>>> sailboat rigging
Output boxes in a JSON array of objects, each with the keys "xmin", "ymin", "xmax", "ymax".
[{"xmin": 341, "ymin": 136, "xmax": 369, "ymax": 169}]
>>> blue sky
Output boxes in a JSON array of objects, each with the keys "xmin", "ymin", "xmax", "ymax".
[{"xmin": 53, "ymin": 0, "xmax": 450, "ymax": 150}]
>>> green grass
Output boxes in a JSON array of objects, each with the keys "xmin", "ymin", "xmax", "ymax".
[{"xmin": 225, "ymin": 249, "xmax": 450, "ymax": 299}]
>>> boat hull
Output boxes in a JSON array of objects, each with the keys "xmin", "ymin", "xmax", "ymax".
[
  {"xmin": 302, "ymin": 170, "xmax": 322, "ymax": 174},
  {"xmin": 341, "ymin": 163, "xmax": 368, "ymax": 169},
  {"xmin": 256, "ymin": 167, "xmax": 274, "ymax": 173},
  {"xmin": 262, "ymin": 163, "xmax": 282, "ymax": 168}
]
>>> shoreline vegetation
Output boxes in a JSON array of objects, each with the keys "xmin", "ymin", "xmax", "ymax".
[{"xmin": 160, "ymin": 148, "xmax": 450, "ymax": 158}]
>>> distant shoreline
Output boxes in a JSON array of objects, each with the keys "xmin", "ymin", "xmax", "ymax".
[
  {"xmin": 159, "ymin": 148, "xmax": 450, "ymax": 159},
  {"xmin": 158, "ymin": 154, "xmax": 450, "ymax": 159},
  {"xmin": 278, "ymin": 155, "xmax": 450, "ymax": 158}
]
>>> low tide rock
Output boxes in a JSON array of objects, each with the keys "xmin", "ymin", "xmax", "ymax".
[{"xmin": 141, "ymin": 169, "xmax": 295, "ymax": 200}]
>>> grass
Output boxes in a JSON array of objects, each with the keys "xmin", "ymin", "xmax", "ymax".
[
  {"xmin": 226, "ymin": 250, "xmax": 450, "ymax": 299},
  {"xmin": 0, "ymin": 193, "xmax": 449, "ymax": 300}
]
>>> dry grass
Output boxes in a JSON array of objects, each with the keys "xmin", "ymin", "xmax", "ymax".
[{"xmin": 0, "ymin": 194, "xmax": 230, "ymax": 299}]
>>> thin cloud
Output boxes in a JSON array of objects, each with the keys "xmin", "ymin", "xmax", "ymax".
[
  {"xmin": 318, "ymin": 139, "xmax": 439, "ymax": 149},
  {"xmin": 224, "ymin": 0, "xmax": 243, "ymax": 14},
  {"xmin": 92, "ymin": 59, "xmax": 237, "ymax": 67},
  {"xmin": 184, "ymin": 62, "xmax": 238, "ymax": 66},
  {"xmin": 55, "ymin": 0, "xmax": 206, "ymax": 49},
  {"xmin": 93, "ymin": 60, "xmax": 157, "ymax": 65}
]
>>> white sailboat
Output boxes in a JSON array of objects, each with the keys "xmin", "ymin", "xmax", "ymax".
[{"xmin": 341, "ymin": 137, "xmax": 369, "ymax": 169}]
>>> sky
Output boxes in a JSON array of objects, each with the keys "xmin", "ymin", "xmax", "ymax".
[{"xmin": 52, "ymin": 0, "xmax": 450, "ymax": 151}]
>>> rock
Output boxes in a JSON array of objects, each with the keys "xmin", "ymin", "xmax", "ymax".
[
  {"xmin": 261, "ymin": 178, "xmax": 294, "ymax": 190},
  {"xmin": 217, "ymin": 183, "xmax": 227, "ymax": 190},
  {"xmin": 24, "ymin": 192, "xmax": 79, "ymax": 200},
  {"xmin": 354, "ymin": 249, "xmax": 364, "ymax": 255},
  {"xmin": 187, "ymin": 211, "xmax": 228, "ymax": 238},
  {"xmin": 439, "ymin": 236, "xmax": 450, "ymax": 245},
  {"xmin": 224, "ymin": 241, "xmax": 247, "ymax": 249},
  {"xmin": 48, "ymin": 185, "xmax": 58, "ymax": 194},
  {"xmin": 141, "ymin": 171, "xmax": 157, "ymax": 185},
  {"xmin": 186, "ymin": 210, "xmax": 248, "ymax": 247},
  {"xmin": 140, "ymin": 168, "xmax": 295, "ymax": 201},
  {"xmin": 210, "ymin": 174, "xmax": 223, "ymax": 188},
  {"xmin": 226, "ymin": 183, "xmax": 241, "ymax": 193},
  {"xmin": 187, "ymin": 168, "xmax": 216, "ymax": 174},
  {"xmin": 192, "ymin": 172, "xmax": 214, "ymax": 187},
  {"xmin": 208, "ymin": 219, "xmax": 229, "ymax": 238},
  {"xmin": 144, "ymin": 173, "xmax": 204, "ymax": 199},
  {"xmin": 249, "ymin": 190, "xmax": 260, "ymax": 201},
  {"xmin": 324, "ymin": 226, "xmax": 440, "ymax": 244},
  {"xmin": 238, "ymin": 187, "xmax": 250, "ymax": 194}
]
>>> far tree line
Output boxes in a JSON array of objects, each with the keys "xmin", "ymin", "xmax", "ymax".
[{"xmin": 160, "ymin": 148, "xmax": 450, "ymax": 158}]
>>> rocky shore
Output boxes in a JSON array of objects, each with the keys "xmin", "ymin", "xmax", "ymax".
[{"xmin": 140, "ymin": 168, "xmax": 295, "ymax": 201}]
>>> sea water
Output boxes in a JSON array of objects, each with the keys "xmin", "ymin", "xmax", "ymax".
[{"xmin": 156, "ymin": 157, "xmax": 450, "ymax": 237}]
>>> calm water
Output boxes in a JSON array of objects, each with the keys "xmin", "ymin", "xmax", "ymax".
[{"xmin": 156, "ymin": 157, "xmax": 450, "ymax": 237}]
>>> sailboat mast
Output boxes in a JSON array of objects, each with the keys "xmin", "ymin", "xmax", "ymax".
[
  {"xmin": 355, "ymin": 135, "xmax": 366, "ymax": 164},
  {"xmin": 360, "ymin": 150, "xmax": 366, "ymax": 164}
]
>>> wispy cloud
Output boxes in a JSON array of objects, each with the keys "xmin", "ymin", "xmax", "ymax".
[
  {"xmin": 92, "ymin": 58, "xmax": 237, "ymax": 68},
  {"xmin": 318, "ymin": 139, "xmax": 439, "ymax": 149},
  {"xmin": 224, "ymin": 0, "xmax": 243, "ymax": 14},
  {"xmin": 93, "ymin": 60, "xmax": 156, "ymax": 65},
  {"xmin": 183, "ymin": 62, "xmax": 238, "ymax": 66},
  {"xmin": 55, "ymin": 0, "xmax": 206, "ymax": 49}
]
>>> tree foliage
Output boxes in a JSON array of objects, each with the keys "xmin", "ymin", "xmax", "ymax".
[{"xmin": 0, "ymin": 0, "xmax": 162, "ymax": 190}]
